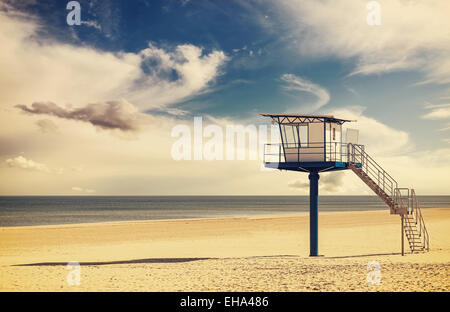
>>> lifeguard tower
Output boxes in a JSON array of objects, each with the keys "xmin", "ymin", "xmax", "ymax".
[{"xmin": 260, "ymin": 114, "xmax": 429, "ymax": 256}]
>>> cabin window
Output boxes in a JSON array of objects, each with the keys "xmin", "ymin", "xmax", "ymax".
[
  {"xmin": 283, "ymin": 125, "xmax": 296, "ymax": 146},
  {"xmin": 299, "ymin": 125, "xmax": 308, "ymax": 147}
]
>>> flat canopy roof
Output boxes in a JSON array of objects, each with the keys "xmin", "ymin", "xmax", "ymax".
[{"xmin": 258, "ymin": 113, "xmax": 355, "ymax": 124}]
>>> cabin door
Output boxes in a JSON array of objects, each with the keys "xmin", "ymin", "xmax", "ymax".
[{"xmin": 300, "ymin": 122, "xmax": 324, "ymax": 162}]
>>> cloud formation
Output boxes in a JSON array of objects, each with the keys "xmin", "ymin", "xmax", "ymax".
[
  {"xmin": 16, "ymin": 99, "xmax": 151, "ymax": 132},
  {"xmin": 0, "ymin": 9, "xmax": 228, "ymax": 111},
  {"xmin": 289, "ymin": 172, "xmax": 345, "ymax": 193},
  {"xmin": 422, "ymin": 104, "xmax": 450, "ymax": 120},
  {"xmin": 329, "ymin": 106, "xmax": 410, "ymax": 156},
  {"xmin": 5, "ymin": 156, "xmax": 50, "ymax": 173},
  {"xmin": 275, "ymin": 0, "xmax": 450, "ymax": 84},
  {"xmin": 281, "ymin": 74, "xmax": 330, "ymax": 111},
  {"xmin": 130, "ymin": 43, "xmax": 228, "ymax": 109}
]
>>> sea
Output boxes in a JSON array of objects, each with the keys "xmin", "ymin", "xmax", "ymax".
[{"xmin": 0, "ymin": 196, "xmax": 449, "ymax": 227}]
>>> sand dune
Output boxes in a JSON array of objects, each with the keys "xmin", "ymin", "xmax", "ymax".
[{"xmin": 0, "ymin": 208, "xmax": 449, "ymax": 291}]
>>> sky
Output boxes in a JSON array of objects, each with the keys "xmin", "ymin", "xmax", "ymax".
[{"xmin": 0, "ymin": 0, "xmax": 449, "ymax": 195}]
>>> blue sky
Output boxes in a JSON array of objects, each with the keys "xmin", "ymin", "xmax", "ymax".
[
  {"xmin": 11, "ymin": 1, "xmax": 449, "ymax": 131},
  {"xmin": 44, "ymin": 1, "xmax": 450, "ymax": 144},
  {"xmin": 1, "ymin": 0, "xmax": 449, "ymax": 195}
]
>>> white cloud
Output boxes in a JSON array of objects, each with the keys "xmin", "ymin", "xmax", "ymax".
[
  {"xmin": 5, "ymin": 156, "xmax": 50, "ymax": 173},
  {"xmin": 0, "ymin": 9, "xmax": 228, "ymax": 111},
  {"xmin": 439, "ymin": 124, "xmax": 450, "ymax": 132},
  {"xmin": 80, "ymin": 20, "xmax": 101, "ymax": 31},
  {"xmin": 129, "ymin": 43, "xmax": 228, "ymax": 110},
  {"xmin": 71, "ymin": 186, "xmax": 96, "ymax": 194},
  {"xmin": 274, "ymin": 0, "xmax": 450, "ymax": 84},
  {"xmin": 329, "ymin": 107, "xmax": 411, "ymax": 156},
  {"xmin": 422, "ymin": 104, "xmax": 450, "ymax": 120},
  {"xmin": 289, "ymin": 172, "xmax": 345, "ymax": 193},
  {"xmin": 281, "ymin": 74, "xmax": 330, "ymax": 111},
  {"xmin": 0, "ymin": 10, "xmax": 140, "ymax": 107}
]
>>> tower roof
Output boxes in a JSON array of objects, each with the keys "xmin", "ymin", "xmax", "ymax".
[{"xmin": 259, "ymin": 113, "xmax": 355, "ymax": 125}]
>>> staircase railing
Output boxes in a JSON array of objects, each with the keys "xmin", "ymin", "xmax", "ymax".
[
  {"xmin": 347, "ymin": 143, "xmax": 398, "ymax": 199},
  {"xmin": 348, "ymin": 144, "xmax": 429, "ymax": 253},
  {"xmin": 394, "ymin": 188, "xmax": 430, "ymax": 251},
  {"xmin": 394, "ymin": 188, "xmax": 410, "ymax": 214},
  {"xmin": 410, "ymin": 189, "xmax": 430, "ymax": 251}
]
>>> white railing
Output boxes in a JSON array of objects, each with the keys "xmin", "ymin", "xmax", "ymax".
[{"xmin": 264, "ymin": 142, "xmax": 365, "ymax": 163}]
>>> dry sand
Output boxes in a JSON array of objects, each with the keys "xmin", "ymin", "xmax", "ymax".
[{"xmin": 0, "ymin": 208, "xmax": 449, "ymax": 291}]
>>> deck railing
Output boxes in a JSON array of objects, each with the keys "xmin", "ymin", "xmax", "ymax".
[{"xmin": 263, "ymin": 142, "xmax": 364, "ymax": 163}]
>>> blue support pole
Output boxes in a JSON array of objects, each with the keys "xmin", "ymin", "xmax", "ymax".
[{"xmin": 309, "ymin": 170, "xmax": 319, "ymax": 256}]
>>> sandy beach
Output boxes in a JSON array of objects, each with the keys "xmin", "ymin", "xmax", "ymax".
[{"xmin": 0, "ymin": 208, "xmax": 449, "ymax": 292}]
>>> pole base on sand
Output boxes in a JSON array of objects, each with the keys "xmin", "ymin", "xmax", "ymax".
[{"xmin": 309, "ymin": 171, "xmax": 319, "ymax": 257}]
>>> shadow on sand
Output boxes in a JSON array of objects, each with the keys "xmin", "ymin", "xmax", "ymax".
[
  {"xmin": 12, "ymin": 253, "xmax": 402, "ymax": 266},
  {"xmin": 13, "ymin": 257, "xmax": 213, "ymax": 266},
  {"xmin": 324, "ymin": 252, "xmax": 403, "ymax": 259},
  {"xmin": 12, "ymin": 255, "xmax": 301, "ymax": 267}
]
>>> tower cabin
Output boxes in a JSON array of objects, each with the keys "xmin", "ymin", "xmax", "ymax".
[
  {"xmin": 260, "ymin": 114, "xmax": 359, "ymax": 172},
  {"xmin": 260, "ymin": 113, "xmax": 430, "ymax": 257}
]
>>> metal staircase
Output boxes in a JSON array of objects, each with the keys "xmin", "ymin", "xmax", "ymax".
[{"xmin": 347, "ymin": 144, "xmax": 430, "ymax": 253}]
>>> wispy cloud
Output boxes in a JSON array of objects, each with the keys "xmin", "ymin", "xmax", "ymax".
[
  {"xmin": 281, "ymin": 74, "xmax": 330, "ymax": 111},
  {"xmin": 80, "ymin": 20, "xmax": 102, "ymax": 31},
  {"xmin": 273, "ymin": 0, "xmax": 450, "ymax": 84},
  {"xmin": 422, "ymin": 103, "xmax": 450, "ymax": 120},
  {"xmin": 439, "ymin": 124, "xmax": 450, "ymax": 132},
  {"xmin": 16, "ymin": 99, "xmax": 151, "ymax": 132},
  {"xmin": 5, "ymin": 156, "xmax": 50, "ymax": 173}
]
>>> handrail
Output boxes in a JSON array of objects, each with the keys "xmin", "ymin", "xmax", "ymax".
[
  {"xmin": 411, "ymin": 189, "xmax": 430, "ymax": 251},
  {"xmin": 264, "ymin": 141, "xmax": 364, "ymax": 163},
  {"xmin": 348, "ymin": 143, "xmax": 398, "ymax": 198},
  {"xmin": 394, "ymin": 188, "xmax": 430, "ymax": 252},
  {"xmin": 394, "ymin": 188, "xmax": 410, "ymax": 213}
]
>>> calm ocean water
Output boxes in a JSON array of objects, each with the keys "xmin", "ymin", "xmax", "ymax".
[{"xmin": 0, "ymin": 196, "xmax": 449, "ymax": 227}]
